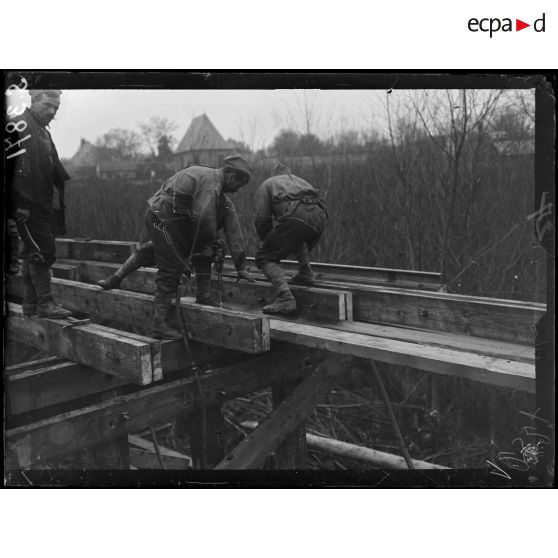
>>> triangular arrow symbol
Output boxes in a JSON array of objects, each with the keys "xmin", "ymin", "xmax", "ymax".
[{"xmin": 516, "ymin": 19, "xmax": 530, "ymax": 31}]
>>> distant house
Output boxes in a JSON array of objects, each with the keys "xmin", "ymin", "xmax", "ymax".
[
  {"xmin": 67, "ymin": 138, "xmax": 99, "ymax": 178},
  {"xmin": 174, "ymin": 114, "xmax": 236, "ymax": 170},
  {"xmin": 96, "ymin": 160, "xmax": 139, "ymax": 180}
]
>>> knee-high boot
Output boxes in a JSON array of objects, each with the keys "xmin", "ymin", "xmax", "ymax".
[
  {"xmin": 21, "ymin": 259, "xmax": 38, "ymax": 316},
  {"xmin": 30, "ymin": 262, "xmax": 72, "ymax": 319},
  {"xmin": 97, "ymin": 251, "xmax": 144, "ymax": 290},
  {"xmin": 261, "ymin": 261, "xmax": 296, "ymax": 314},
  {"xmin": 151, "ymin": 293, "xmax": 182, "ymax": 340}
]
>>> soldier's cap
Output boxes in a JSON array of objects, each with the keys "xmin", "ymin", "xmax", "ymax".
[
  {"xmin": 223, "ymin": 155, "xmax": 251, "ymax": 178},
  {"xmin": 29, "ymin": 89, "xmax": 62, "ymax": 101}
]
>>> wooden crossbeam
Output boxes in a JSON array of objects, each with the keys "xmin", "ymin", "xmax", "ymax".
[
  {"xmin": 5, "ymin": 348, "xmax": 318, "ymax": 468},
  {"xmin": 51, "ymin": 263, "xmax": 77, "ymax": 280},
  {"xmin": 5, "ymin": 356, "xmax": 66, "ymax": 374},
  {"xmin": 328, "ymin": 320, "xmax": 535, "ymax": 364},
  {"xmin": 53, "ymin": 259, "xmax": 542, "ymax": 345},
  {"xmin": 216, "ymin": 355, "xmax": 351, "ymax": 469},
  {"xmin": 55, "ymin": 238, "xmax": 138, "ymax": 263},
  {"xmin": 270, "ymin": 320, "xmax": 536, "ymax": 393},
  {"xmin": 54, "ymin": 260, "xmax": 352, "ymax": 322},
  {"xmin": 8, "ymin": 275, "xmax": 270, "ymax": 354},
  {"xmin": 341, "ymin": 284, "xmax": 544, "ymax": 345},
  {"xmin": 54, "ymin": 238, "xmax": 443, "ymax": 290},
  {"xmin": 6, "ymin": 303, "xmax": 158, "ymax": 385},
  {"xmin": 225, "ymin": 256, "xmax": 444, "ymax": 291},
  {"xmin": 6, "ymin": 360, "xmax": 131, "ymax": 416}
]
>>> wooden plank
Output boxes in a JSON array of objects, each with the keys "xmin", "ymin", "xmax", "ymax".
[
  {"xmin": 340, "ymin": 284, "xmax": 544, "ymax": 345},
  {"xmin": 6, "ymin": 303, "xmax": 155, "ymax": 385},
  {"xmin": 326, "ymin": 321, "xmax": 535, "ymax": 364},
  {"xmin": 223, "ymin": 256, "xmax": 444, "ymax": 290},
  {"xmin": 8, "ymin": 275, "xmax": 270, "ymax": 355},
  {"xmin": 181, "ymin": 275, "xmax": 352, "ymax": 321},
  {"xmin": 55, "ymin": 237, "xmax": 443, "ymax": 289},
  {"xmin": 240, "ymin": 422, "xmax": 448, "ymax": 469},
  {"xmin": 55, "ymin": 238, "xmax": 138, "ymax": 263},
  {"xmin": 269, "ymin": 320, "xmax": 536, "ymax": 393},
  {"xmin": 216, "ymin": 355, "xmax": 351, "ymax": 470},
  {"xmin": 56, "ymin": 260, "xmax": 352, "ymax": 321},
  {"xmin": 56, "ymin": 260, "xmax": 157, "ymax": 294},
  {"xmin": 51, "ymin": 263, "xmax": 77, "ymax": 280},
  {"xmin": 56, "ymin": 258, "xmax": 541, "ymax": 345},
  {"xmin": 5, "ymin": 348, "xmax": 318, "ymax": 468},
  {"xmin": 6, "ymin": 361, "xmax": 131, "ymax": 416},
  {"xmin": 5, "ymin": 356, "xmax": 66, "ymax": 375}
]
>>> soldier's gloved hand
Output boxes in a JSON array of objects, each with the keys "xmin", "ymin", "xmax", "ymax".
[
  {"xmin": 237, "ymin": 269, "xmax": 256, "ymax": 282},
  {"xmin": 181, "ymin": 262, "xmax": 193, "ymax": 280},
  {"xmin": 211, "ymin": 238, "xmax": 227, "ymax": 263},
  {"xmin": 15, "ymin": 207, "xmax": 30, "ymax": 223}
]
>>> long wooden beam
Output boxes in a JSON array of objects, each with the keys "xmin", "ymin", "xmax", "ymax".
[
  {"xmin": 240, "ymin": 421, "xmax": 448, "ymax": 469},
  {"xmin": 54, "ymin": 259, "xmax": 543, "ymax": 345},
  {"xmin": 6, "ymin": 360, "xmax": 132, "ymax": 416},
  {"xmin": 216, "ymin": 355, "xmax": 351, "ymax": 469},
  {"xmin": 269, "ymin": 320, "xmax": 536, "ymax": 393},
  {"xmin": 54, "ymin": 260, "xmax": 352, "ymax": 322},
  {"xmin": 342, "ymin": 284, "xmax": 543, "ymax": 345},
  {"xmin": 238, "ymin": 256, "xmax": 444, "ymax": 290},
  {"xmin": 55, "ymin": 238, "xmax": 138, "ymax": 263},
  {"xmin": 8, "ymin": 275, "xmax": 270, "ymax": 354},
  {"xmin": 5, "ymin": 348, "xmax": 319, "ymax": 468},
  {"xmin": 326, "ymin": 320, "xmax": 535, "ymax": 364},
  {"xmin": 55, "ymin": 238, "xmax": 443, "ymax": 290},
  {"xmin": 6, "ymin": 303, "xmax": 158, "ymax": 385}
]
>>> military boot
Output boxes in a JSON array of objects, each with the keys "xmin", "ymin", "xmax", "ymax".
[
  {"xmin": 152, "ymin": 294, "xmax": 182, "ymax": 340},
  {"xmin": 195, "ymin": 272, "xmax": 213, "ymax": 305},
  {"xmin": 289, "ymin": 264, "xmax": 315, "ymax": 286},
  {"xmin": 262, "ymin": 289, "xmax": 297, "ymax": 314},
  {"xmin": 261, "ymin": 261, "xmax": 297, "ymax": 315},
  {"xmin": 289, "ymin": 243, "xmax": 315, "ymax": 286},
  {"xmin": 97, "ymin": 252, "xmax": 142, "ymax": 290},
  {"xmin": 30, "ymin": 263, "xmax": 73, "ymax": 319},
  {"xmin": 21, "ymin": 260, "xmax": 38, "ymax": 316}
]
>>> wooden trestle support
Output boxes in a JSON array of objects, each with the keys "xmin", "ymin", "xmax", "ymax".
[{"xmin": 4, "ymin": 238, "xmax": 542, "ymax": 474}]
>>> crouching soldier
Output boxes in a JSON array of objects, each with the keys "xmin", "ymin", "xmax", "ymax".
[
  {"xmin": 8, "ymin": 89, "xmax": 72, "ymax": 318},
  {"xmin": 254, "ymin": 164, "xmax": 327, "ymax": 314},
  {"xmin": 96, "ymin": 192, "xmax": 255, "ymax": 298},
  {"xmin": 140, "ymin": 155, "xmax": 251, "ymax": 340}
]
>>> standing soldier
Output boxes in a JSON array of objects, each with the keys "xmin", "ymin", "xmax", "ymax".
[
  {"xmin": 254, "ymin": 164, "xmax": 328, "ymax": 314},
  {"xmin": 7, "ymin": 89, "xmax": 72, "ymax": 318},
  {"xmin": 95, "ymin": 192, "xmax": 255, "ymax": 300},
  {"xmin": 145, "ymin": 155, "xmax": 251, "ymax": 339}
]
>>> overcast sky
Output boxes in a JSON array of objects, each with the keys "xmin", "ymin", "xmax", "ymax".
[{"xmin": 11, "ymin": 89, "xmax": 389, "ymax": 159}]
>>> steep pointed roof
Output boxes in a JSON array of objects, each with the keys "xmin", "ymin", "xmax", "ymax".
[
  {"xmin": 69, "ymin": 138, "xmax": 99, "ymax": 166},
  {"xmin": 175, "ymin": 114, "xmax": 235, "ymax": 154}
]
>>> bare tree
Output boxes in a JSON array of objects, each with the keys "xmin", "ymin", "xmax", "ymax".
[
  {"xmin": 96, "ymin": 128, "xmax": 144, "ymax": 159},
  {"xmin": 138, "ymin": 116, "xmax": 178, "ymax": 159}
]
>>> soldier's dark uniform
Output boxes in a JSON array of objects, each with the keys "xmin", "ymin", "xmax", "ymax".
[
  {"xmin": 7, "ymin": 102, "xmax": 71, "ymax": 318},
  {"xmin": 254, "ymin": 165, "xmax": 327, "ymax": 314},
  {"xmin": 96, "ymin": 192, "xmax": 254, "ymax": 301},
  {"xmin": 142, "ymin": 156, "xmax": 251, "ymax": 338}
]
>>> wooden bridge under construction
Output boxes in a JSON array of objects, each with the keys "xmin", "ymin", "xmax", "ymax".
[{"xmin": 4, "ymin": 238, "xmax": 544, "ymax": 476}]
